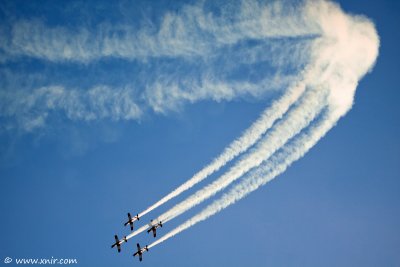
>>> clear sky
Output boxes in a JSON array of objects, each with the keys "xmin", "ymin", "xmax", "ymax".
[{"xmin": 0, "ymin": 0, "xmax": 398, "ymax": 266}]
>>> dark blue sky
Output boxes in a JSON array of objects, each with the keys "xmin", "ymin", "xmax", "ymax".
[{"xmin": 0, "ymin": 1, "xmax": 398, "ymax": 266}]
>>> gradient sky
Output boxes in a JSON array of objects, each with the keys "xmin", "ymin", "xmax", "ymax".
[{"xmin": 0, "ymin": 1, "xmax": 398, "ymax": 266}]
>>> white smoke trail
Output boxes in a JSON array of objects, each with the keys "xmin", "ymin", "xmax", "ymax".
[
  {"xmin": 126, "ymin": 224, "xmax": 149, "ymax": 240},
  {"xmin": 126, "ymin": 86, "xmax": 326, "ymax": 239},
  {"xmin": 126, "ymin": 85, "xmax": 324, "ymax": 240},
  {"xmin": 156, "ymin": 87, "xmax": 326, "ymax": 221},
  {"xmin": 148, "ymin": 109, "xmax": 335, "ymax": 248},
  {"xmin": 136, "ymin": 0, "xmax": 379, "ymax": 224},
  {"xmin": 147, "ymin": 0, "xmax": 380, "ymax": 248},
  {"xmin": 1, "ymin": 0, "xmax": 318, "ymax": 132},
  {"xmin": 127, "ymin": 0, "xmax": 379, "ymax": 242},
  {"xmin": 136, "ymin": 82, "xmax": 306, "ymax": 218},
  {"xmin": 0, "ymin": 1, "xmax": 318, "ymax": 62}
]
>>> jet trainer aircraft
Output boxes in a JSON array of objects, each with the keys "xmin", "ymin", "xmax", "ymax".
[
  {"xmin": 147, "ymin": 220, "xmax": 163, "ymax": 237},
  {"xmin": 124, "ymin": 213, "xmax": 140, "ymax": 231},
  {"xmin": 111, "ymin": 235, "xmax": 127, "ymax": 253},
  {"xmin": 133, "ymin": 243, "xmax": 149, "ymax": 262}
]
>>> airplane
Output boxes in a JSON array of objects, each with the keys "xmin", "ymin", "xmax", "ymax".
[
  {"xmin": 133, "ymin": 243, "xmax": 148, "ymax": 262},
  {"xmin": 124, "ymin": 213, "xmax": 140, "ymax": 231},
  {"xmin": 147, "ymin": 220, "xmax": 162, "ymax": 238},
  {"xmin": 111, "ymin": 235, "xmax": 127, "ymax": 253}
]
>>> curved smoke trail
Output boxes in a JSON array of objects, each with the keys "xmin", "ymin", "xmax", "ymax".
[
  {"xmin": 147, "ymin": 0, "xmax": 380, "ymax": 248},
  {"xmin": 156, "ymin": 87, "xmax": 327, "ymax": 222},
  {"xmin": 136, "ymin": 82, "xmax": 306, "ymax": 219},
  {"xmin": 127, "ymin": 85, "xmax": 328, "ymax": 239},
  {"xmin": 148, "ymin": 110, "xmax": 335, "ymax": 248}
]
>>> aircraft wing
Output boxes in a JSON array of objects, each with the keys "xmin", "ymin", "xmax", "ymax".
[
  {"xmin": 124, "ymin": 213, "xmax": 132, "ymax": 226},
  {"xmin": 117, "ymin": 244, "xmax": 121, "ymax": 253},
  {"xmin": 153, "ymin": 229, "xmax": 156, "ymax": 237},
  {"xmin": 139, "ymin": 254, "xmax": 143, "ymax": 262},
  {"xmin": 111, "ymin": 235, "xmax": 119, "ymax": 250},
  {"xmin": 137, "ymin": 243, "xmax": 141, "ymax": 251}
]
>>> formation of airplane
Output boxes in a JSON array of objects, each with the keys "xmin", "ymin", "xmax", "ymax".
[
  {"xmin": 133, "ymin": 243, "xmax": 149, "ymax": 262},
  {"xmin": 124, "ymin": 213, "xmax": 140, "ymax": 231},
  {"xmin": 111, "ymin": 212, "xmax": 159, "ymax": 262},
  {"xmin": 111, "ymin": 235, "xmax": 127, "ymax": 253},
  {"xmin": 147, "ymin": 220, "xmax": 163, "ymax": 238}
]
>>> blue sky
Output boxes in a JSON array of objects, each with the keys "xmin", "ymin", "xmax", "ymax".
[{"xmin": 0, "ymin": 0, "xmax": 398, "ymax": 266}]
